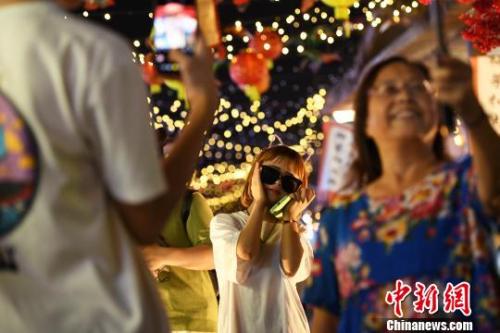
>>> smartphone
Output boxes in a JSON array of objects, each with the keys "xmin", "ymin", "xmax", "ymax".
[
  {"xmin": 153, "ymin": 0, "xmax": 197, "ymax": 74},
  {"xmin": 269, "ymin": 194, "xmax": 293, "ymax": 219}
]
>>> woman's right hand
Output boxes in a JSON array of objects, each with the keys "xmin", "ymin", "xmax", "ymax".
[
  {"xmin": 284, "ymin": 187, "xmax": 316, "ymax": 222},
  {"xmin": 251, "ymin": 162, "xmax": 267, "ymax": 205},
  {"xmin": 169, "ymin": 33, "xmax": 219, "ymax": 114}
]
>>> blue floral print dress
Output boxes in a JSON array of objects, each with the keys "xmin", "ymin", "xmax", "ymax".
[{"xmin": 303, "ymin": 156, "xmax": 499, "ymax": 332}]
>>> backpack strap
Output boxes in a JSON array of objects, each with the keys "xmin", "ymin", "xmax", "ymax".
[{"xmin": 180, "ymin": 189, "xmax": 195, "ymax": 243}]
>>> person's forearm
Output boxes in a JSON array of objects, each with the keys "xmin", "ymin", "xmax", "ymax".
[
  {"xmin": 153, "ymin": 245, "xmax": 214, "ymax": 270},
  {"xmin": 237, "ymin": 201, "xmax": 266, "ymax": 261},
  {"xmin": 463, "ymin": 97, "xmax": 500, "ymax": 215},
  {"xmin": 280, "ymin": 222, "xmax": 303, "ymax": 276},
  {"xmin": 161, "ymin": 98, "xmax": 217, "ymax": 206}
]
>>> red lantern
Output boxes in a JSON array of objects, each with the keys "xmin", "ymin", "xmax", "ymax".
[
  {"xmin": 229, "ymin": 50, "xmax": 268, "ymax": 86},
  {"xmin": 249, "ymin": 29, "xmax": 283, "ymax": 60},
  {"xmin": 254, "ymin": 71, "xmax": 271, "ymax": 93},
  {"xmin": 232, "ymin": 0, "xmax": 251, "ymax": 6}
]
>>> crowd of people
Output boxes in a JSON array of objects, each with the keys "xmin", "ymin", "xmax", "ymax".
[{"xmin": 0, "ymin": 1, "xmax": 498, "ymax": 332}]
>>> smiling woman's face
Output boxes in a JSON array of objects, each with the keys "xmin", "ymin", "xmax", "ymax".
[{"xmin": 365, "ymin": 62, "xmax": 439, "ymax": 145}]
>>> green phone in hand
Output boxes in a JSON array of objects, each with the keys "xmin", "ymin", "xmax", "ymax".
[{"xmin": 269, "ymin": 194, "xmax": 293, "ymax": 219}]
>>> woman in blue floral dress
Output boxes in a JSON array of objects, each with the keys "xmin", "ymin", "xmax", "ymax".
[{"xmin": 304, "ymin": 57, "xmax": 500, "ymax": 332}]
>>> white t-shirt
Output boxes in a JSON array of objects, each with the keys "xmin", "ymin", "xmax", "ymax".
[
  {"xmin": 210, "ymin": 211, "xmax": 313, "ymax": 333},
  {"xmin": 0, "ymin": 2, "xmax": 169, "ymax": 332}
]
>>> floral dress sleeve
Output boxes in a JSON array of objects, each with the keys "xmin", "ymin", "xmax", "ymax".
[
  {"xmin": 302, "ymin": 193, "xmax": 360, "ymax": 315},
  {"xmin": 454, "ymin": 155, "xmax": 498, "ymax": 231}
]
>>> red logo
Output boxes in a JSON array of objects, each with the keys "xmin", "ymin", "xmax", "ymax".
[
  {"xmin": 443, "ymin": 282, "xmax": 471, "ymax": 316},
  {"xmin": 385, "ymin": 280, "xmax": 471, "ymax": 317},
  {"xmin": 385, "ymin": 279, "xmax": 412, "ymax": 318},
  {"xmin": 413, "ymin": 282, "xmax": 439, "ymax": 315}
]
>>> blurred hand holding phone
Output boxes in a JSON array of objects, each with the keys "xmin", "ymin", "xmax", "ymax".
[{"xmin": 153, "ymin": 0, "xmax": 198, "ymax": 74}]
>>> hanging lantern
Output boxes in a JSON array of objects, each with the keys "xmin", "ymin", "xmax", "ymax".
[
  {"xmin": 254, "ymin": 71, "xmax": 271, "ymax": 94},
  {"xmin": 83, "ymin": 0, "xmax": 115, "ymax": 10},
  {"xmin": 229, "ymin": 50, "xmax": 268, "ymax": 87},
  {"xmin": 240, "ymin": 70, "xmax": 270, "ymax": 102},
  {"xmin": 249, "ymin": 29, "xmax": 283, "ymax": 60},
  {"xmin": 321, "ymin": 0, "xmax": 356, "ymax": 20}
]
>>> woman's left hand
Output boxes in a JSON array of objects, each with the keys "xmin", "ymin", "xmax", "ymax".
[
  {"xmin": 430, "ymin": 56, "xmax": 483, "ymax": 123},
  {"xmin": 283, "ymin": 187, "xmax": 316, "ymax": 222}
]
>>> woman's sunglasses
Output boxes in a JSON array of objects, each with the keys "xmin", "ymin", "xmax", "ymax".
[{"xmin": 260, "ymin": 165, "xmax": 302, "ymax": 194}]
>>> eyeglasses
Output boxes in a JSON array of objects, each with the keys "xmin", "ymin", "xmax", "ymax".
[
  {"xmin": 368, "ymin": 80, "xmax": 432, "ymax": 97},
  {"xmin": 260, "ymin": 165, "xmax": 302, "ymax": 194}
]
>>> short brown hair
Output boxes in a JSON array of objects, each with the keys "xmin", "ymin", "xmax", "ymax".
[{"xmin": 240, "ymin": 145, "xmax": 309, "ymax": 208}]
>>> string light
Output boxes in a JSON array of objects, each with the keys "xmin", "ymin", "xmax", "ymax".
[
  {"xmin": 77, "ymin": 1, "xmax": 421, "ymax": 58},
  {"xmin": 184, "ymin": 90, "xmax": 326, "ymax": 190},
  {"xmin": 83, "ymin": 1, "xmax": 424, "ymax": 212}
]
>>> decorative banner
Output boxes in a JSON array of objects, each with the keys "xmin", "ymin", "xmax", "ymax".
[
  {"xmin": 471, "ymin": 55, "xmax": 500, "ymax": 134},
  {"xmin": 317, "ymin": 122, "xmax": 355, "ymax": 201},
  {"xmin": 196, "ymin": 0, "xmax": 221, "ymax": 47}
]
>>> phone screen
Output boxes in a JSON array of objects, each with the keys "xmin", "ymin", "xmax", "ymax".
[{"xmin": 153, "ymin": 2, "xmax": 197, "ymax": 73}]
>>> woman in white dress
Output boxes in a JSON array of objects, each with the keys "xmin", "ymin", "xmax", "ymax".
[{"xmin": 210, "ymin": 145, "xmax": 315, "ymax": 333}]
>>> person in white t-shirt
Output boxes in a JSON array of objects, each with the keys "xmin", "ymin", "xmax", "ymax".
[
  {"xmin": 210, "ymin": 145, "xmax": 315, "ymax": 333},
  {"xmin": 0, "ymin": 1, "xmax": 217, "ymax": 332}
]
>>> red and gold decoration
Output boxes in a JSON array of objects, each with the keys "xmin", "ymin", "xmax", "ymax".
[
  {"xmin": 419, "ymin": 0, "xmax": 500, "ymax": 53},
  {"xmin": 197, "ymin": 0, "xmax": 222, "ymax": 47},
  {"xmin": 460, "ymin": 0, "xmax": 500, "ymax": 53}
]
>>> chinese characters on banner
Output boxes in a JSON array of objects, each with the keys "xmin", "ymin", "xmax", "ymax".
[
  {"xmin": 472, "ymin": 56, "xmax": 500, "ymax": 134},
  {"xmin": 317, "ymin": 122, "xmax": 355, "ymax": 201},
  {"xmin": 385, "ymin": 279, "xmax": 471, "ymax": 318}
]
